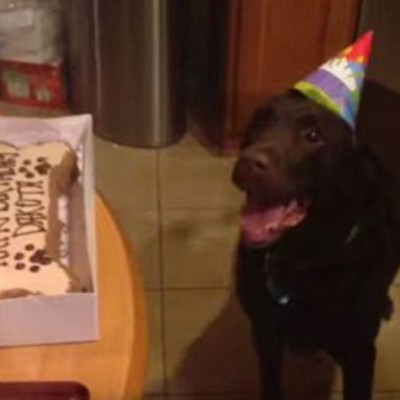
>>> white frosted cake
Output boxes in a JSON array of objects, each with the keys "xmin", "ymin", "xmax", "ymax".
[{"xmin": 0, "ymin": 141, "xmax": 79, "ymax": 298}]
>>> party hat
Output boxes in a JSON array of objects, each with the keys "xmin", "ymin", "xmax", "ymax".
[{"xmin": 294, "ymin": 31, "xmax": 373, "ymax": 129}]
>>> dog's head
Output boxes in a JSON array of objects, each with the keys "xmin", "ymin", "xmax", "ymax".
[{"xmin": 232, "ymin": 90, "xmax": 358, "ymax": 247}]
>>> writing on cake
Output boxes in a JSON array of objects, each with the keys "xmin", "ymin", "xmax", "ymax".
[{"xmin": 0, "ymin": 142, "xmax": 79, "ymax": 297}]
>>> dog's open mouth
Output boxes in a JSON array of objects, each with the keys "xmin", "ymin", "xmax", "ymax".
[{"xmin": 240, "ymin": 199, "xmax": 307, "ymax": 247}]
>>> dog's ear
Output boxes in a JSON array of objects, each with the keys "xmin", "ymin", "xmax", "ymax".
[
  {"xmin": 310, "ymin": 145, "xmax": 382, "ymax": 215},
  {"xmin": 358, "ymin": 145, "xmax": 400, "ymax": 227}
]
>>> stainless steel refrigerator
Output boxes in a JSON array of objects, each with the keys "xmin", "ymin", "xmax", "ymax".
[{"xmin": 64, "ymin": 0, "xmax": 186, "ymax": 148}]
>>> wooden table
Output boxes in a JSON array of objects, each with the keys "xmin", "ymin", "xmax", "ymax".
[{"xmin": 0, "ymin": 195, "xmax": 148, "ymax": 400}]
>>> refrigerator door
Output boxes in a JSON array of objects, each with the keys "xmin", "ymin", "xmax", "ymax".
[{"xmin": 66, "ymin": 0, "xmax": 186, "ymax": 148}]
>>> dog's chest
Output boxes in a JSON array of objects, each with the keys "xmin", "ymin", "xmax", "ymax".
[
  {"xmin": 263, "ymin": 251, "xmax": 293, "ymax": 305},
  {"xmin": 263, "ymin": 242, "xmax": 363, "ymax": 311}
]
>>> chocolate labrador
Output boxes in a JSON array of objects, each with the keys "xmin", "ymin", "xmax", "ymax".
[{"xmin": 232, "ymin": 90, "xmax": 400, "ymax": 400}]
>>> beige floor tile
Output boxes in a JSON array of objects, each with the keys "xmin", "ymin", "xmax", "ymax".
[
  {"xmin": 109, "ymin": 207, "xmax": 160, "ymax": 288},
  {"xmin": 145, "ymin": 290, "xmax": 165, "ymax": 394},
  {"xmin": 95, "ymin": 136, "xmax": 158, "ymax": 210},
  {"xmin": 162, "ymin": 209, "xmax": 240, "ymax": 288},
  {"xmin": 164, "ymin": 289, "xmax": 259, "ymax": 395},
  {"xmin": 159, "ymin": 135, "xmax": 244, "ymax": 209}
]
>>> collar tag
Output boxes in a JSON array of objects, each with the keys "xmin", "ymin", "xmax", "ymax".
[{"xmin": 345, "ymin": 223, "xmax": 360, "ymax": 245}]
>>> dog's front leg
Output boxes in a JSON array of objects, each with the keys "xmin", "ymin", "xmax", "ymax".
[
  {"xmin": 251, "ymin": 321, "xmax": 285, "ymax": 400},
  {"xmin": 340, "ymin": 342, "xmax": 376, "ymax": 400}
]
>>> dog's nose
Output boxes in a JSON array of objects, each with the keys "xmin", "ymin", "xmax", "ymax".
[
  {"xmin": 246, "ymin": 152, "xmax": 271, "ymax": 173},
  {"xmin": 232, "ymin": 151, "xmax": 272, "ymax": 190}
]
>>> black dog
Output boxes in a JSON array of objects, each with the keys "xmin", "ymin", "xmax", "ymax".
[{"xmin": 232, "ymin": 90, "xmax": 400, "ymax": 400}]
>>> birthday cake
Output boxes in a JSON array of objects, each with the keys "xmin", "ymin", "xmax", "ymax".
[{"xmin": 0, "ymin": 141, "xmax": 79, "ymax": 299}]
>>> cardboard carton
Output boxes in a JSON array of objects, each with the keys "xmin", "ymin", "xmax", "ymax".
[{"xmin": 0, "ymin": 114, "xmax": 98, "ymax": 347}]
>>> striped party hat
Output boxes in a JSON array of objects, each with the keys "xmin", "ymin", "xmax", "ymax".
[{"xmin": 294, "ymin": 31, "xmax": 373, "ymax": 129}]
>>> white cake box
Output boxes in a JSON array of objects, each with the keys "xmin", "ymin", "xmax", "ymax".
[{"xmin": 0, "ymin": 114, "xmax": 98, "ymax": 347}]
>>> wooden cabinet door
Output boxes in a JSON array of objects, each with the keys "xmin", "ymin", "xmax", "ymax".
[{"xmin": 220, "ymin": 0, "xmax": 361, "ymax": 153}]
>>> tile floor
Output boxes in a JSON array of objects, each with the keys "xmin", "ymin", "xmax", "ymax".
[
  {"xmin": 1, "ymin": 102, "xmax": 400, "ymax": 400},
  {"xmin": 95, "ymin": 133, "xmax": 263, "ymax": 399}
]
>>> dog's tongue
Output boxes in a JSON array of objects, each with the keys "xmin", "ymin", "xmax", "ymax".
[{"xmin": 241, "ymin": 200, "xmax": 307, "ymax": 246}]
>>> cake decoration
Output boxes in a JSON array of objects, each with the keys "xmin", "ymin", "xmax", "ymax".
[{"xmin": 0, "ymin": 142, "xmax": 79, "ymax": 298}]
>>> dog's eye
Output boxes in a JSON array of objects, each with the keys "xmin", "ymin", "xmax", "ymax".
[{"xmin": 301, "ymin": 129, "xmax": 324, "ymax": 145}]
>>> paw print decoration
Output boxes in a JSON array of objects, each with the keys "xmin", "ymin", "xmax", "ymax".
[
  {"xmin": 12, "ymin": 244, "xmax": 53, "ymax": 273},
  {"xmin": 19, "ymin": 157, "xmax": 51, "ymax": 180}
]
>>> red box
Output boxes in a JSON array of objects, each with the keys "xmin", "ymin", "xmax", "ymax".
[{"xmin": 0, "ymin": 59, "xmax": 67, "ymax": 109}]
